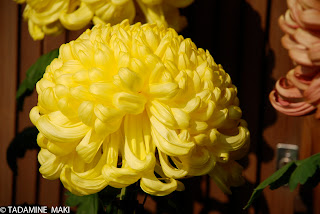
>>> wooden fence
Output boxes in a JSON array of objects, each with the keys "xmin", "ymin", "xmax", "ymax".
[{"xmin": 1, "ymin": 0, "xmax": 320, "ymax": 213}]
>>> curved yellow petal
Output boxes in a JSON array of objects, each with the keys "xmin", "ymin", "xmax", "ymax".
[
  {"xmin": 61, "ymin": 167, "xmax": 108, "ymax": 196},
  {"xmin": 148, "ymin": 82, "xmax": 179, "ymax": 100},
  {"xmin": 60, "ymin": 151, "xmax": 109, "ymax": 196},
  {"xmin": 149, "ymin": 100, "xmax": 177, "ymax": 128},
  {"xmin": 123, "ymin": 114, "xmax": 156, "ymax": 171},
  {"xmin": 180, "ymin": 146, "xmax": 216, "ymax": 176},
  {"xmin": 93, "ymin": 1, "xmax": 135, "ymax": 25},
  {"xmin": 136, "ymin": 0, "xmax": 167, "ymax": 27},
  {"xmin": 42, "ymin": 21, "xmax": 64, "ymax": 36},
  {"xmin": 113, "ymin": 92, "xmax": 147, "ymax": 114},
  {"xmin": 209, "ymin": 120, "xmax": 250, "ymax": 152},
  {"xmin": 158, "ymin": 150, "xmax": 188, "ymax": 179},
  {"xmin": 31, "ymin": 108, "xmax": 90, "ymax": 143},
  {"xmin": 76, "ymin": 129, "xmax": 105, "ymax": 163},
  {"xmin": 47, "ymin": 139, "xmax": 79, "ymax": 156},
  {"xmin": 38, "ymin": 149, "xmax": 65, "ymax": 179},
  {"xmin": 140, "ymin": 172, "xmax": 180, "ymax": 196},
  {"xmin": 27, "ymin": 0, "xmax": 67, "ymax": 26},
  {"xmin": 150, "ymin": 116, "xmax": 194, "ymax": 156},
  {"xmin": 27, "ymin": 19, "xmax": 44, "ymax": 40},
  {"xmin": 118, "ymin": 67, "xmax": 143, "ymax": 92},
  {"xmin": 59, "ymin": 3, "xmax": 93, "ymax": 30}
]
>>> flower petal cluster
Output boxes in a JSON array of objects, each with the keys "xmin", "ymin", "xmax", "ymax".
[
  {"xmin": 30, "ymin": 20, "xmax": 250, "ymax": 196},
  {"xmin": 270, "ymin": 0, "xmax": 320, "ymax": 118},
  {"xmin": 16, "ymin": 0, "xmax": 193, "ymax": 40}
]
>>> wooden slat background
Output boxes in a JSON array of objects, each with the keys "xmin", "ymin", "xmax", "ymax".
[{"xmin": 1, "ymin": 0, "xmax": 319, "ymax": 213}]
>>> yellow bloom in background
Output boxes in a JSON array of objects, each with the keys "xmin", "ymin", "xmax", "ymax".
[
  {"xmin": 16, "ymin": 0, "xmax": 193, "ymax": 40},
  {"xmin": 30, "ymin": 20, "xmax": 250, "ymax": 196}
]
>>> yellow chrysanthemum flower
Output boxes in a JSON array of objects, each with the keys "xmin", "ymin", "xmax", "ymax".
[
  {"xmin": 30, "ymin": 20, "xmax": 250, "ymax": 196},
  {"xmin": 16, "ymin": 0, "xmax": 193, "ymax": 40}
]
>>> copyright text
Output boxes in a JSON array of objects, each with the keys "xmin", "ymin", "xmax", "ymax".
[{"xmin": 0, "ymin": 206, "xmax": 70, "ymax": 213}]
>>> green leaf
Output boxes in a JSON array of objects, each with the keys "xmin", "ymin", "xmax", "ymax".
[
  {"xmin": 6, "ymin": 126, "xmax": 39, "ymax": 175},
  {"xmin": 245, "ymin": 153, "xmax": 320, "ymax": 209},
  {"xmin": 288, "ymin": 153, "xmax": 320, "ymax": 190},
  {"xmin": 16, "ymin": 48, "xmax": 59, "ymax": 109},
  {"xmin": 244, "ymin": 162, "xmax": 297, "ymax": 209},
  {"xmin": 66, "ymin": 192, "xmax": 99, "ymax": 214}
]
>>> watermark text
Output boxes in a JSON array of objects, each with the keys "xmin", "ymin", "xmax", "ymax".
[{"xmin": 0, "ymin": 206, "xmax": 70, "ymax": 213}]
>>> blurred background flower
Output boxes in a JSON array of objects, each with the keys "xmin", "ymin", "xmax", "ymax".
[
  {"xmin": 270, "ymin": 0, "xmax": 320, "ymax": 118},
  {"xmin": 16, "ymin": 0, "xmax": 194, "ymax": 40},
  {"xmin": 30, "ymin": 20, "xmax": 250, "ymax": 196}
]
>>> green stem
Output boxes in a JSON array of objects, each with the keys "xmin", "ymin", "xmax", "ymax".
[
  {"xmin": 120, "ymin": 187, "xmax": 127, "ymax": 201},
  {"xmin": 117, "ymin": 187, "xmax": 127, "ymax": 214},
  {"xmin": 117, "ymin": 185, "xmax": 140, "ymax": 214}
]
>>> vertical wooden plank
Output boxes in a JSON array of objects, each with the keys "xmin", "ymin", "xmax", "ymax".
[
  {"xmin": 241, "ymin": 0, "xmax": 268, "ymax": 151},
  {"xmin": 262, "ymin": 117, "xmax": 304, "ymax": 214},
  {"xmin": 0, "ymin": 0, "xmax": 18, "ymax": 206},
  {"xmin": 229, "ymin": 1, "xmax": 269, "ymax": 210},
  {"xmin": 260, "ymin": 0, "xmax": 305, "ymax": 213},
  {"xmin": 15, "ymin": 15, "xmax": 41, "ymax": 205},
  {"xmin": 301, "ymin": 116, "xmax": 320, "ymax": 214},
  {"xmin": 300, "ymin": 118, "xmax": 313, "ymax": 160},
  {"xmin": 37, "ymin": 34, "xmax": 67, "ymax": 207},
  {"xmin": 246, "ymin": 1, "xmax": 268, "ymax": 30},
  {"xmin": 240, "ymin": 0, "xmax": 268, "ymax": 205}
]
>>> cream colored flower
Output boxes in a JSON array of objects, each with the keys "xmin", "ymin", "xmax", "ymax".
[
  {"xmin": 16, "ymin": 0, "xmax": 193, "ymax": 40},
  {"xmin": 30, "ymin": 20, "xmax": 250, "ymax": 196},
  {"xmin": 270, "ymin": 0, "xmax": 320, "ymax": 118}
]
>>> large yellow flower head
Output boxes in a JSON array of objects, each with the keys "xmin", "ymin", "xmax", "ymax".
[
  {"xmin": 17, "ymin": 0, "xmax": 193, "ymax": 40},
  {"xmin": 30, "ymin": 20, "xmax": 250, "ymax": 196}
]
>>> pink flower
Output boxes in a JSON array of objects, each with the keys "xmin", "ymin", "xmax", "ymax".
[{"xmin": 270, "ymin": 0, "xmax": 320, "ymax": 118}]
